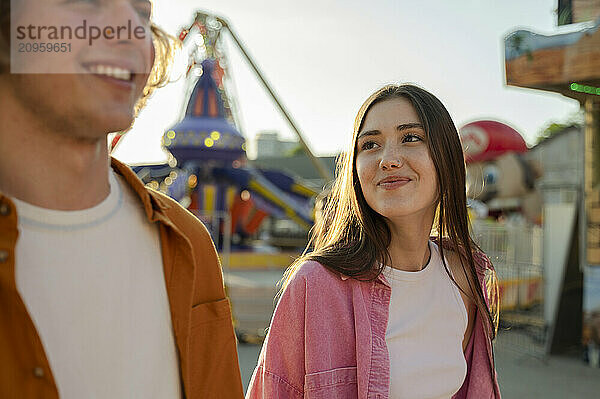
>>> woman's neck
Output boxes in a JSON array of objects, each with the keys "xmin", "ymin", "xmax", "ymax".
[{"xmin": 386, "ymin": 214, "xmax": 435, "ymax": 272}]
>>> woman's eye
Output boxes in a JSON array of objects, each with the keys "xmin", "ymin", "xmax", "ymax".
[
  {"xmin": 403, "ymin": 134, "xmax": 423, "ymax": 143},
  {"xmin": 360, "ymin": 141, "xmax": 378, "ymax": 151}
]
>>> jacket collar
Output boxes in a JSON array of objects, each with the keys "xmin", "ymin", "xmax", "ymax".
[
  {"xmin": 110, "ymin": 157, "xmax": 170, "ymax": 222},
  {"xmin": 339, "ymin": 270, "xmax": 391, "ymax": 287},
  {"xmin": 0, "ymin": 158, "xmax": 170, "ymax": 223}
]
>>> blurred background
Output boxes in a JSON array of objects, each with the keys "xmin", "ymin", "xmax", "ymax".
[{"xmin": 111, "ymin": 0, "xmax": 600, "ymax": 397}]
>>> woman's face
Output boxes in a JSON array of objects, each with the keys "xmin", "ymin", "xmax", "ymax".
[{"xmin": 355, "ymin": 98, "xmax": 439, "ymax": 222}]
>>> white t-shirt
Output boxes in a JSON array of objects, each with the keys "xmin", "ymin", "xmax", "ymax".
[
  {"xmin": 13, "ymin": 171, "xmax": 182, "ymax": 399},
  {"xmin": 383, "ymin": 241, "xmax": 467, "ymax": 399}
]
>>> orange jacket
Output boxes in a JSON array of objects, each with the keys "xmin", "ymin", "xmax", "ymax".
[{"xmin": 0, "ymin": 158, "xmax": 244, "ymax": 398}]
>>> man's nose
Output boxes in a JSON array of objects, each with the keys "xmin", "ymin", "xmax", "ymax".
[
  {"xmin": 96, "ymin": 1, "xmax": 152, "ymax": 72},
  {"xmin": 101, "ymin": 1, "xmax": 150, "ymax": 43}
]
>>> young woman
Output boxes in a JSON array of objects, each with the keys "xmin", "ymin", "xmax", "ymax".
[{"xmin": 246, "ymin": 84, "xmax": 501, "ymax": 399}]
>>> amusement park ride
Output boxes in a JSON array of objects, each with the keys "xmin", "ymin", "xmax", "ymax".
[{"xmin": 113, "ymin": 12, "xmax": 331, "ymax": 262}]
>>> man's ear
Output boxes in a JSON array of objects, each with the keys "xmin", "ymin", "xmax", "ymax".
[{"xmin": 150, "ymin": 41, "xmax": 156, "ymax": 72}]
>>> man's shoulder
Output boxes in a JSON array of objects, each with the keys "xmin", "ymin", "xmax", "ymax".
[
  {"xmin": 147, "ymin": 187, "xmax": 184, "ymax": 214},
  {"xmin": 146, "ymin": 188, "xmax": 212, "ymax": 241}
]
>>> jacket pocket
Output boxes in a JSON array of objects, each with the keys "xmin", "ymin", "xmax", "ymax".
[
  {"xmin": 304, "ymin": 366, "xmax": 358, "ymax": 399},
  {"xmin": 190, "ymin": 297, "xmax": 232, "ymax": 329},
  {"xmin": 187, "ymin": 298, "xmax": 240, "ymax": 398}
]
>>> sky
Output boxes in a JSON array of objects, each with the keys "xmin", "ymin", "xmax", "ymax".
[{"xmin": 113, "ymin": 0, "xmax": 584, "ymax": 164}]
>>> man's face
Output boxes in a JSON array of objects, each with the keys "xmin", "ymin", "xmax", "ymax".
[{"xmin": 7, "ymin": 0, "xmax": 154, "ymax": 139}]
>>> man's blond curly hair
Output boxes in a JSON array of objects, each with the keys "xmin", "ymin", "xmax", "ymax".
[{"xmin": 0, "ymin": 0, "xmax": 178, "ymax": 116}]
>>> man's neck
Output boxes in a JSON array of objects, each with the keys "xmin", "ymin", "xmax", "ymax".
[{"xmin": 0, "ymin": 87, "xmax": 111, "ymax": 211}]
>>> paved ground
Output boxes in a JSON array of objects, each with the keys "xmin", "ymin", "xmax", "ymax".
[
  {"xmin": 494, "ymin": 332, "xmax": 600, "ymax": 398},
  {"xmin": 238, "ymin": 343, "xmax": 261, "ymax": 391},
  {"xmin": 237, "ymin": 333, "xmax": 600, "ymax": 398}
]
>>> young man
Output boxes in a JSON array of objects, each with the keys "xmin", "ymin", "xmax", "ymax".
[{"xmin": 0, "ymin": 1, "xmax": 243, "ymax": 398}]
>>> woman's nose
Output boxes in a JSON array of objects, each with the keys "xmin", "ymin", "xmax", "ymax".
[{"xmin": 380, "ymin": 151, "xmax": 404, "ymax": 170}]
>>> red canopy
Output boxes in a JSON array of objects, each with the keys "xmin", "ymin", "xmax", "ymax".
[{"xmin": 459, "ymin": 120, "xmax": 527, "ymax": 164}]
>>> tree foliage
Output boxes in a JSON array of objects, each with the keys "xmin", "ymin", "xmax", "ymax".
[{"xmin": 535, "ymin": 110, "xmax": 583, "ymax": 144}]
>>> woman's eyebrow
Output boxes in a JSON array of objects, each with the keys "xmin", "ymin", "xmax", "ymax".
[
  {"xmin": 358, "ymin": 123, "xmax": 424, "ymax": 139},
  {"xmin": 357, "ymin": 129, "xmax": 380, "ymax": 139},
  {"xmin": 397, "ymin": 123, "xmax": 424, "ymax": 131}
]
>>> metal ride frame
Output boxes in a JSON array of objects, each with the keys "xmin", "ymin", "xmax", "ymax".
[{"xmin": 183, "ymin": 11, "xmax": 333, "ymax": 183}]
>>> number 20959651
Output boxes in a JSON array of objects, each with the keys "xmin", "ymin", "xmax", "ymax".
[{"xmin": 19, "ymin": 42, "xmax": 72, "ymax": 53}]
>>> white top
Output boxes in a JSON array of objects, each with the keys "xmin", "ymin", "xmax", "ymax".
[
  {"xmin": 383, "ymin": 241, "xmax": 467, "ymax": 399},
  {"xmin": 14, "ymin": 171, "xmax": 182, "ymax": 399}
]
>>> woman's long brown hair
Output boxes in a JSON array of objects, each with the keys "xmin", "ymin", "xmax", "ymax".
[{"xmin": 284, "ymin": 84, "xmax": 499, "ymax": 344}]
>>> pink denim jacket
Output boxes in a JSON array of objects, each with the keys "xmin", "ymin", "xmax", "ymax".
[{"xmin": 246, "ymin": 240, "xmax": 501, "ymax": 399}]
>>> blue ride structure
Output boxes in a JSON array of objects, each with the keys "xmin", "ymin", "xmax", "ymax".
[{"xmin": 132, "ymin": 14, "xmax": 320, "ymax": 248}]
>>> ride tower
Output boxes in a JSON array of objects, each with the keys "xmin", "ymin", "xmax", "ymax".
[{"xmin": 134, "ymin": 12, "xmax": 317, "ymax": 254}]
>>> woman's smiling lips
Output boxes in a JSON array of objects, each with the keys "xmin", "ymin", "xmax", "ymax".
[{"xmin": 377, "ymin": 175, "xmax": 412, "ymax": 189}]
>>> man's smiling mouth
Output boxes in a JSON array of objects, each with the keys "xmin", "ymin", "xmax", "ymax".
[{"xmin": 84, "ymin": 63, "xmax": 134, "ymax": 82}]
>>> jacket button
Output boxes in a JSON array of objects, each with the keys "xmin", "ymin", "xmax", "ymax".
[
  {"xmin": 33, "ymin": 367, "xmax": 44, "ymax": 378},
  {"xmin": 0, "ymin": 250, "xmax": 8, "ymax": 263},
  {"xmin": 0, "ymin": 203, "xmax": 9, "ymax": 216}
]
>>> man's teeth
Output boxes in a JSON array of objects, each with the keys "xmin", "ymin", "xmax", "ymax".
[{"xmin": 88, "ymin": 65, "xmax": 132, "ymax": 81}]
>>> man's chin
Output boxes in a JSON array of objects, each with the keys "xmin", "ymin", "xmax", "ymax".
[
  {"xmin": 100, "ymin": 114, "xmax": 135, "ymax": 135},
  {"xmin": 58, "ymin": 109, "xmax": 135, "ymax": 143},
  {"xmin": 109, "ymin": 121, "xmax": 134, "ymax": 135}
]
